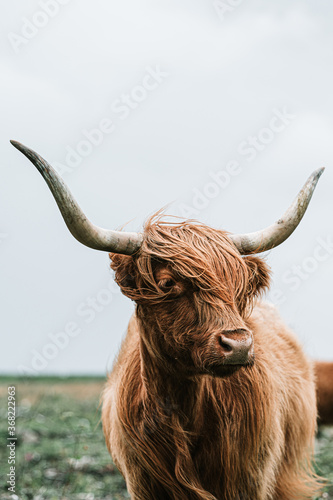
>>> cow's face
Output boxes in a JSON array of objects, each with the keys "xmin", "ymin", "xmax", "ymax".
[{"xmin": 111, "ymin": 220, "xmax": 270, "ymax": 378}]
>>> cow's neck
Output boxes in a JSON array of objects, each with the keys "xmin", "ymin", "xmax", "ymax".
[{"xmin": 138, "ymin": 334, "xmax": 202, "ymax": 420}]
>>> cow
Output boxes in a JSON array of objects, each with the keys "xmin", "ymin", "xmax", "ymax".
[
  {"xmin": 315, "ymin": 362, "xmax": 333, "ymax": 426},
  {"xmin": 11, "ymin": 140, "xmax": 325, "ymax": 500}
]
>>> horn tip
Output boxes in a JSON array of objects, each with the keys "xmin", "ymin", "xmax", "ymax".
[
  {"xmin": 313, "ymin": 167, "xmax": 325, "ymax": 180},
  {"xmin": 10, "ymin": 141, "xmax": 39, "ymax": 164},
  {"xmin": 309, "ymin": 167, "xmax": 325, "ymax": 187},
  {"xmin": 10, "ymin": 140, "xmax": 26, "ymax": 153}
]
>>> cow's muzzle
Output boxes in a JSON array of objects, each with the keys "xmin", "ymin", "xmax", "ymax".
[{"xmin": 217, "ymin": 329, "xmax": 253, "ymax": 365}]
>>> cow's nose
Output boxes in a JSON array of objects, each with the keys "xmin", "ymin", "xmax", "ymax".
[{"xmin": 218, "ymin": 329, "xmax": 253, "ymax": 365}]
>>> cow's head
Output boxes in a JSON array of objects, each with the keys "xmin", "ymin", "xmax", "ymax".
[
  {"xmin": 10, "ymin": 141, "xmax": 324, "ymax": 377},
  {"xmin": 111, "ymin": 218, "xmax": 270, "ymax": 377}
]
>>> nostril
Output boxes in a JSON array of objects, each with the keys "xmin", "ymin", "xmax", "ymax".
[{"xmin": 218, "ymin": 336, "xmax": 233, "ymax": 353}]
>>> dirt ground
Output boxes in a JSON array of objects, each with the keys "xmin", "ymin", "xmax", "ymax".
[{"xmin": 0, "ymin": 378, "xmax": 106, "ymax": 404}]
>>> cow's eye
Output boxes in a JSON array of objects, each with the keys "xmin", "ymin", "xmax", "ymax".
[{"xmin": 158, "ymin": 278, "xmax": 175, "ymax": 290}]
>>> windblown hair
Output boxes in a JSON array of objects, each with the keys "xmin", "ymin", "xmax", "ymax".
[
  {"xmin": 111, "ymin": 215, "xmax": 269, "ymax": 312},
  {"xmin": 102, "ymin": 215, "xmax": 322, "ymax": 500}
]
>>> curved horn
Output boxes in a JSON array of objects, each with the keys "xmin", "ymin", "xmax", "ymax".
[
  {"xmin": 10, "ymin": 141, "xmax": 143, "ymax": 255},
  {"xmin": 230, "ymin": 168, "xmax": 325, "ymax": 255}
]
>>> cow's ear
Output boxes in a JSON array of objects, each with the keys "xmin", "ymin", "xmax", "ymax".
[
  {"xmin": 243, "ymin": 255, "xmax": 271, "ymax": 301},
  {"xmin": 109, "ymin": 253, "xmax": 138, "ymax": 300}
]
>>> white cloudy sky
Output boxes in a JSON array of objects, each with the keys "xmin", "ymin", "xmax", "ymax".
[{"xmin": 1, "ymin": 0, "xmax": 332, "ymax": 374}]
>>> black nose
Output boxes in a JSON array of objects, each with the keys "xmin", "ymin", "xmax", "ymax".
[{"xmin": 218, "ymin": 329, "xmax": 253, "ymax": 365}]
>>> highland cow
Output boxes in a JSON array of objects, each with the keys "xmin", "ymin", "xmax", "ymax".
[
  {"xmin": 315, "ymin": 361, "xmax": 333, "ymax": 426},
  {"xmin": 11, "ymin": 140, "xmax": 325, "ymax": 500}
]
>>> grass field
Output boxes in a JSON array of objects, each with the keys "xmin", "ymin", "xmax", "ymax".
[{"xmin": 0, "ymin": 377, "xmax": 332, "ymax": 500}]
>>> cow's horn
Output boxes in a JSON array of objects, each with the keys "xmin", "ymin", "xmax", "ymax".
[
  {"xmin": 10, "ymin": 141, "xmax": 143, "ymax": 255},
  {"xmin": 230, "ymin": 168, "xmax": 325, "ymax": 255}
]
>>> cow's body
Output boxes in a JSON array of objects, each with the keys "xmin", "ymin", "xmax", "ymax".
[
  {"xmin": 102, "ymin": 303, "xmax": 318, "ymax": 500},
  {"xmin": 316, "ymin": 361, "xmax": 333, "ymax": 426}
]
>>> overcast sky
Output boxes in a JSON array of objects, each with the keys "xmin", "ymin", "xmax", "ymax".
[{"xmin": 1, "ymin": 0, "xmax": 332, "ymax": 375}]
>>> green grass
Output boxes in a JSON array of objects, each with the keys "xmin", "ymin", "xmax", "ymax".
[
  {"xmin": 0, "ymin": 377, "xmax": 332, "ymax": 499},
  {"xmin": 316, "ymin": 427, "xmax": 333, "ymax": 498},
  {"xmin": 0, "ymin": 377, "xmax": 128, "ymax": 500}
]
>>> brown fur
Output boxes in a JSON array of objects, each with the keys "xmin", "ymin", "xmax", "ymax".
[
  {"xmin": 102, "ymin": 216, "xmax": 322, "ymax": 500},
  {"xmin": 315, "ymin": 361, "xmax": 333, "ymax": 426}
]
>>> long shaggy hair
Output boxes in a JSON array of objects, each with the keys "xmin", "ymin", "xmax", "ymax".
[{"xmin": 102, "ymin": 215, "xmax": 322, "ymax": 500}]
